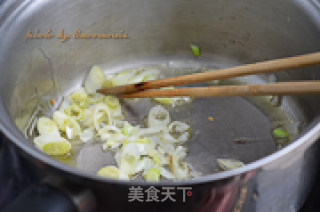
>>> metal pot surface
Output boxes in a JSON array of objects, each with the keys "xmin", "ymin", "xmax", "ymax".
[{"xmin": 0, "ymin": 0, "xmax": 320, "ymax": 211}]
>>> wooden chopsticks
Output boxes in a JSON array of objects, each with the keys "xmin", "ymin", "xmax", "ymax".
[
  {"xmin": 121, "ymin": 81, "xmax": 320, "ymax": 98},
  {"xmin": 97, "ymin": 52, "xmax": 320, "ymax": 98}
]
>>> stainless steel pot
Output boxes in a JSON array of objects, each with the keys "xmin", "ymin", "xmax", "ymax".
[{"xmin": 0, "ymin": 0, "xmax": 320, "ymax": 211}]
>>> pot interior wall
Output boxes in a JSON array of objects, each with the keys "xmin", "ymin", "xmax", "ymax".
[{"xmin": 0, "ymin": 0, "xmax": 319, "ymax": 175}]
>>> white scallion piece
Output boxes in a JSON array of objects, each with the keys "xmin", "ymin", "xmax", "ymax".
[
  {"xmin": 84, "ymin": 66, "xmax": 106, "ymax": 94},
  {"xmin": 79, "ymin": 128, "xmax": 95, "ymax": 143},
  {"xmin": 216, "ymin": 158, "xmax": 244, "ymax": 171},
  {"xmin": 34, "ymin": 134, "xmax": 71, "ymax": 156},
  {"xmin": 37, "ymin": 117, "xmax": 60, "ymax": 136},
  {"xmin": 93, "ymin": 103, "xmax": 112, "ymax": 131},
  {"xmin": 148, "ymin": 105, "xmax": 170, "ymax": 128},
  {"xmin": 52, "ymin": 111, "xmax": 81, "ymax": 139}
]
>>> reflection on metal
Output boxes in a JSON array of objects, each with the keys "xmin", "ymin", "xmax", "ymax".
[{"xmin": 233, "ymin": 187, "xmax": 247, "ymax": 212}]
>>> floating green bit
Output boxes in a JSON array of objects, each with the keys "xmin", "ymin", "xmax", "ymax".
[
  {"xmin": 190, "ymin": 44, "xmax": 201, "ymax": 57},
  {"xmin": 273, "ymin": 128, "xmax": 289, "ymax": 139}
]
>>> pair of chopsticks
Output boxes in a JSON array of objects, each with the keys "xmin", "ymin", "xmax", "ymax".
[{"xmin": 97, "ymin": 52, "xmax": 320, "ymax": 98}]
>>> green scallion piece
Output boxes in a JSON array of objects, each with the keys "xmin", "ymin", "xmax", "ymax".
[
  {"xmin": 190, "ymin": 44, "xmax": 200, "ymax": 57},
  {"xmin": 273, "ymin": 128, "xmax": 289, "ymax": 138}
]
